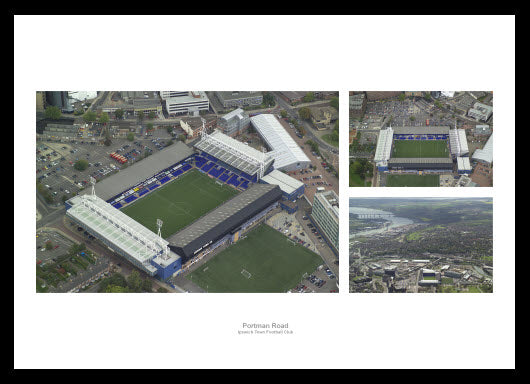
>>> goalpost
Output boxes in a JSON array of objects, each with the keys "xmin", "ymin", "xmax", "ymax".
[{"xmin": 241, "ymin": 269, "xmax": 251, "ymax": 279}]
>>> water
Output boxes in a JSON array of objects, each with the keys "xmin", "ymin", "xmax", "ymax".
[{"xmin": 349, "ymin": 207, "xmax": 413, "ymax": 238}]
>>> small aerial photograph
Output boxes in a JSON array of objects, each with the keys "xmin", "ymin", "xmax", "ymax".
[
  {"xmin": 349, "ymin": 91, "xmax": 493, "ymax": 187},
  {"xmin": 35, "ymin": 91, "xmax": 339, "ymax": 293},
  {"xmin": 349, "ymin": 197, "xmax": 493, "ymax": 293}
]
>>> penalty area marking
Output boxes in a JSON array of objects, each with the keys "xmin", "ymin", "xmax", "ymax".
[{"xmin": 241, "ymin": 269, "xmax": 251, "ymax": 279}]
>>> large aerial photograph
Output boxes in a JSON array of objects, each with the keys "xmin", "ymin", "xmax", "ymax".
[
  {"xmin": 349, "ymin": 91, "xmax": 493, "ymax": 187},
  {"xmin": 35, "ymin": 91, "xmax": 339, "ymax": 293},
  {"xmin": 349, "ymin": 197, "xmax": 493, "ymax": 293}
]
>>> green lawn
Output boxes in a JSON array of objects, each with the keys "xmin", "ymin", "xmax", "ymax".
[
  {"xmin": 186, "ymin": 224, "xmax": 324, "ymax": 293},
  {"xmin": 121, "ymin": 169, "xmax": 238, "ymax": 237},
  {"xmin": 392, "ymin": 140, "xmax": 449, "ymax": 158},
  {"xmin": 349, "ymin": 169, "xmax": 371, "ymax": 187},
  {"xmin": 386, "ymin": 174, "xmax": 440, "ymax": 187},
  {"xmin": 321, "ymin": 133, "xmax": 339, "ymax": 147}
]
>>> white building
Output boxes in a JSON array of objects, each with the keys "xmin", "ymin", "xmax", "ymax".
[
  {"xmin": 159, "ymin": 91, "xmax": 189, "ymax": 99},
  {"xmin": 472, "ymin": 133, "xmax": 493, "ymax": 165},
  {"xmin": 250, "ymin": 114, "xmax": 311, "ymax": 172},
  {"xmin": 164, "ymin": 91, "xmax": 210, "ymax": 116},
  {"xmin": 468, "ymin": 102, "xmax": 493, "ymax": 122}
]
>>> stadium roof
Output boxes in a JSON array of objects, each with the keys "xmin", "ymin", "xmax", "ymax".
[
  {"xmin": 82, "ymin": 142, "xmax": 194, "ymax": 202},
  {"xmin": 393, "ymin": 126, "xmax": 450, "ymax": 135},
  {"xmin": 449, "ymin": 129, "xmax": 469, "ymax": 157},
  {"xmin": 67, "ymin": 195, "xmax": 178, "ymax": 272},
  {"xmin": 250, "ymin": 114, "xmax": 311, "ymax": 170},
  {"xmin": 388, "ymin": 157, "xmax": 453, "ymax": 164},
  {"xmin": 260, "ymin": 169, "xmax": 304, "ymax": 195},
  {"xmin": 374, "ymin": 127, "xmax": 394, "ymax": 162},
  {"xmin": 167, "ymin": 184, "xmax": 282, "ymax": 259},
  {"xmin": 457, "ymin": 156, "xmax": 472, "ymax": 171},
  {"xmin": 194, "ymin": 129, "xmax": 274, "ymax": 176},
  {"xmin": 472, "ymin": 133, "xmax": 493, "ymax": 164},
  {"xmin": 216, "ymin": 91, "xmax": 262, "ymax": 101}
]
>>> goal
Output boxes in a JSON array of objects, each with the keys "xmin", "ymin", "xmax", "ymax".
[{"xmin": 241, "ymin": 269, "xmax": 251, "ymax": 279}]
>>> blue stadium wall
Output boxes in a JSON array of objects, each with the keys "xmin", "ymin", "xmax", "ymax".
[{"xmin": 151, "ymin": 257, "xmax": 182, "ymax": 280}]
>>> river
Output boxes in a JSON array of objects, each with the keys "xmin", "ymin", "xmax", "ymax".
[{"xmin": 349, "ymin": 207, "xmax": 413, "ymax": 238}]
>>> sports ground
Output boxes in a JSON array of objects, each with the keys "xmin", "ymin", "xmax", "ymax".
[
  {"xmin": 392, "ymin": 140, "xmax": 449, "ymax": 158},
  {"xmin": 121, "ymin": 169, "xmax": 238, "ymax": 238},
  {"xmin": 386, "ymin": 174, "xmax": 440, "ymax": 187},
  {"xmin": 185, "ymin": 224, "xmax": 324, "ymax": 292}
]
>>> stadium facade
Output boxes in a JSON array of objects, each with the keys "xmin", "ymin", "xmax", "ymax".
[
  {"xmin": 311, "ymin": 190, "xmax": 339, "ymax": 255},
  {"xmin": 260, "ymin": 169, "xmax": 305, "ymax": 201},
  {"xmin": 166, "ymin": 184, "xmax": 282, "ymax": 263}
]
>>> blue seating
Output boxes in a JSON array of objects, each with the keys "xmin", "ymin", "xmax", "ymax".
[
  {"xmin": 219, "ymin": 173, "xmax": 230, "ymax": 182},
  {"xmin": 159, "ymin": 176, "xmax": 170, "ymax": 184},
  {"xmin": 149, "ymin": 184, "xmax": 159, "ymax": 191},
  {"xmin": 112, "ymin": 203, "xmax": 122, "ymax": 209},
  {"xmin": 240, "ymin": 181, "xmax": 249, "ymax": 190},
  {"xmin": 124, "ymin": 195, "xmax": 137, "ymax": 203},
  {"xmin": 182, "ymin": 163, "xmax": 192, "ymax": 172},
  {"xmin": 201, "ymin": 162, "xmax": 214, "ymax": 172},
  {"xmin": 171, "ymin": 169, "xmax": 183, "ymax": 177},
  {"xmin": 138, "ymin": 189, "xmax": 149, "ymax": 197}
]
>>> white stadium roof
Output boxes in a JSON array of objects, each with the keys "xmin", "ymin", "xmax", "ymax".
[
  {"xmin": 250, "ymin": 114, "xmax": 310, "ymax": 171},
  {"xmin": 66, "ymin": 194, "xmax": 177, "ymax": 273},
  {"xmin": 374, "ymin": 127, "xmax": 394, "ymax": 162},
  {"xmin": 449, "ymin": 129, "xmax": 469, "ymax": 157},
  {"xmin": 194, "ymin": 129, "xmax": 274, "ymax": 176},
  {"xmin": 472, "ymin": 132, "xmax": 493, "ymax": 164},
  {"xmin": 260, "ymin": 169, "xmax": 304, "ymax": 195},
  {"xmin": 457, "ymin": 156, "xmax": 472, "ymax": 171}
]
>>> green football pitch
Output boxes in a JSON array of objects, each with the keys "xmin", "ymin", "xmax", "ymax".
[
  {"xmin": 392, "ymin": 140, "xmax": 449, "ymax": 158},
  {"xmin": 186, "ymin": 224, "xmax": 324, "ymax": 293},
  {"xmin": 121, "ymin": 169, "xmax": 238, "ymax": 237},
  {"xmin": 386, "ymin": 174, "xmax": 440, "ymax": 187}
]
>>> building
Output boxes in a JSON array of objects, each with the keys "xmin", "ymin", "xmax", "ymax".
[
  {"xmin": 164, "ymin": 92, "xmax": 209, "ymax": 116},
  {"xmin": 311, "ymin": 190, "xmax": 339, "ymax": 254},
  {"xmin": 65, "ymin": 194, "xmax": 182, "ymax": 280},
  {"xmin": 39, "ymin": 118, "xmax": 79, "ymax": 140},
  {"xmin": 215, "ymin": 91, "xmax": 263, "ymax": 109},
  {"xmin": 387, "ymin": 157, "xmax": 454, "ymax": 171},
  {"xmin": 457, "ymin": 156, "xmax": 472, "ymax": 174},
  {"xmin": 45, "ymin": 91, "xmax": 73, "ymax": 112},
  {"xmin": 166, "ymin": 184, "xmax": 282, "ymax": 261},
  {"xmin": 374, "ymin": 127, "xmax": 394, "ymax": 171},
  {"xmin": 217, "ymin": 108, "xmax": 250, "ymax": 137},
  {"xmin": 132, "ymin": 97, "xmax": 162, "ymax": 117},
  {"xmin": 260, "ymin": 169, "xmax": 305, "ymax": 201},
  {"xmin": 349, "ymin": 93, "xmax": 366, "ymax": 118},
  {"xmin": 471, "ymin": 133, "xmax": 493, "ymax": 165},
  {"xmin": 279, "ymin": 91, "xmax": 308, "ymax": 104},
  {"xmin": 159, "ymin": 91, "xmax": 189, "ymax": 99},
  {"xmin": 470, "ymin": 161, "xmax": 493, "ymax": 187},
  {"xmin": 81, "ymin": 142, "xmax": 194, "ymax": 202},
  {"xmin": 309, "ymin": 106, "xmax": 338, "ymax": 130},
  {"xmin": 468, "ymin": 102, "xmax": 493, "ymax": 122},
  {"xmin": 36, "ymin": 91, "xmax": 46, "ymax": 112},
  {"xmin": 194, "ymin": 129, "xmax": 274, "ymax": 181},
  {"xmin": 474, "ymin": 124, "xmax": 492, "ymax": 136},
  {"xmin": 404, "ymin": 91, "xmax": 424, "ymax": 97},
  {"xmin": 250, "ymin": 114, "xmax": 311, "ymax": 172}
]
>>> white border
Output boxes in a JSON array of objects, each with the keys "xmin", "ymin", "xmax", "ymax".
[{"xmin": 14, "ymin": 15, "xmax": 515, "ymax": 369}]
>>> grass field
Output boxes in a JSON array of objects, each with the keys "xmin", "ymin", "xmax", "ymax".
[
  {"xmin": 392, "ymin": 140, "xmax": 449, "ymax": 158},
  {"xmin": 121, "ymin": 169, "xmax": 238, "ymax": 237},
  {"xmin": 186, "ymin": 224, "xmax": 324, "ymax": 292},
  {"xmin": 386, "ymin": 174, "xmax": 440, "ymax": 187}
]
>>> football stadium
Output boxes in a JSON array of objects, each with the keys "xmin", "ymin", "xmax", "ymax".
[
  {"xmin": 64, "ymin": 117, "xmax": 319, "ymax": 288},
  {"xmin": 374, "ymin": 126, "xmax": 471, "ymax": 186}
]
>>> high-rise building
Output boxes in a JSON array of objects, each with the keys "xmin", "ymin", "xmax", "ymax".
[
  {"xmin": 311, "ymin": 190, "xmax": 339, "ymax": 254},
  {"xmin": 36, "ymin": 91, "xmax": 46, "ymax": 112},
  {"xmin": 45, "ymin": 91, "xmax": 73, "ymax": 112}
]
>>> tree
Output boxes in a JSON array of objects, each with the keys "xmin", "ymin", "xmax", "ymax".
[
  {"xmin": 127, "ymin": 270, "xmax": 142, "ymax": 293},
  {"xmin": 126, "ymin": 132, "xmax": 135, "ymax": 141},
  {"xmin": 45, "ymin": 241, "xmax": 53, "ymax": 251},
  {"xmin": 137, "ymin": 111, "xmax": 145, "ymax": 122},
  {"xmin": 398, "ymin": 93, "xmax": 406, "ymax": 101},
  {"xmin": 148, "ymin": 111, "xmax": 156, "ymax": 119},
  {"xmin": 98, "ymin": 112, "xmax": 109, "ymax": 124},
  {"xmin": 302, "ymin": 92, "xmax": 315, "ymax": 103},
  {"xmin": 424, "ymin": 92, "xmax": 432, "ymax": 101},
  {"xmin": 166, "ymin": 126, "xmax": 173, "ymax": 134},
  {"xmin": 74, "ymin": 159, "xmax": 89, "ymax": 171},
  {"xmin": 262, "ymin": 92, "xmax": 275, "ymax": 107},
  {"xmin": 146, "ymin": 122, "xmax": 154, "ymax": 131},
  {"xmin": 409, "ymin": 116, "xmax": 416, "ymax": 121},
  {"xmin": 157, "ymin": 287, "xmax": 168, "ymax": 293},
  {"xmin": 330, "ymin": 96, "xmax": 339, "ymax": 111},
  {"xmin": 280, "ymin": 110, "xmax": 287, "ymax": 118},
  {"xmin": 83, "ymin": 110, "xmax": 97, "ymax": 123},
  {"xmin": 104, "ymin": 137, "xmax": 112, "ymax": 146},
  {"xmin": 105, "ymin": 285, "xmax": 129, "ymax": 293},
  {"xmin": 298, "ymin": 107, "xmax": 311, "ymax": 120},
  {"xmin": 45, "ymin": 106, "xmax": 62, "ymax": 120},
  {"xmin": 141, "ymin": 278, "xmax": 153, "ymax": 293},
  {"xmin": 114, "ymin": 109, "xmax": 124, "ymax": 119},
  {"xmin": 178, "ymin": 134, "xmax": 187, "ymax": 142}
]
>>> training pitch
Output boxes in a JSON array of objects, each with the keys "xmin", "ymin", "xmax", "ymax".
[
  {"xmin": 392, "ymin": 140, "xmax": 449, "ymax": 158},
  {"xmin": 386, "ymin": 174, "xmax": 440, "ymax": 187},
  {"xmin": 121, "ymin": 169, "xmax": 238, "ymax": 237},
  {"xmin": 186, "ymin": 224, "xmax": 324, "ymax": 292}
]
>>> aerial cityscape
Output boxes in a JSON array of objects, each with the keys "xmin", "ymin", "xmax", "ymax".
[
  {"xmin": 36, "ymin": 91, "xmax": 339, "ymax": 293},
  {"xmin": 349, "ymin": 197, "xmax": 493, "ymax": 293},
  {"xmin": 349, "ymin": 91, "xmax": 493, "ymax": 187}
]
